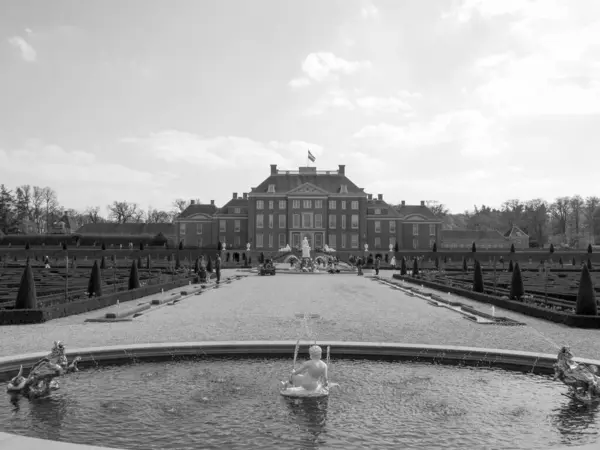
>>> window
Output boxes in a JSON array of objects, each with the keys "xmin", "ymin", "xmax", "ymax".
[
  {"xmin": 292, "ymin": 233, "xmax": 301, "ymax": 248},
  {"xmin": 374, "ymin": 208, "xmax": 381, "ymax": 215},
  {"xmin": 351, "ymin": 214, "xmax": 359, "ymax": 229},
  {"xmin": 351, "ymin": 234, "xmax": 359, "ymax": 248},
  {"xmin": 256, "ymin": 214, "xmax": 264, "ymax": 229},
  {"xmin": 329, "ymin": 214, "xmax": 336, "ymax": 229},
  {"xmin": 389, "ymin": 237, "xmax": 396, "ymax": 248},
  {"xmin": 329, "ymin": 200, "xmax": 336, "ymax": 209},
  {"xmin": 315, "ymin": 200, "xmax": 323, "ymax": 208},
  {"xmin": 256, "ymin": 234, "xmax": 264, "ymax": 248},
  {"xmin": 413, "ymin": 224, "xmax": 419, "ymax": 236},
  {"xmin": 429, "ymin": 238, "xmax": 436, "ymax": 249},
  {"xmin": 279, "ymin": 233, "xmax": 286, "ymax": 248},
  {"xmin": 341, "ymin": 233, "xmax": 347, "ymax": 248},
  {"xmin": 293, "ymin": 214, "xmax": 300, "ymax": 228},
  {"xmin": 269, "ymin": 233, "xmax": 273, "ymax": 248},
  {"xmin": 234, "ymin": 236, "xmax": 241, "ymax": 247},
  {"xmin": 315, "ymin": 233, "xmax": 323, "ymax": 248},
  {"xmin": 429, "ymin": 224, "xmax": 436, "ymax": 236},
  {"xmin": 303, "ymin": 200, "xmax": 312, "ymax": 209},
  {"xmin": 219, "ymin": 220, "xmax": 226, "ymax": 233},
  {"xmin": 302, "ymin": 213, "xmax": 313, "ymax": 228},
  {"xmin": 341, "ymin": 201, "xmax": 347, "ymax": 210},
  {"xmin": 196, "ymin": 223, "xmax": 202, "ymax": 234},
  {"xmin": 413, "ymin": 238, "xmax": 418, "ymax": 249},
  {"xmin": 279, "ymin": 200, "xmax": 286, "ymax": 209},
  {"xmin": 279, "ymin": 214, "xmax": 286, "ymax": 228},
  {"xmin": 375, "ymin": 237, "xmax": 381, "ymax": 248},
  {"xmin": 179, "ymin": 223, "xmax": 186, "ymax": 235},
  {"xmin": 268, "ymin": 214, "xmax": 273, "ymax": 229},
  {"xmin": 293, "ymin": 200, "xmax": 300, "ymax": 209},
  {"xmin": 351, "ymin": 201, "xmax": 359, "ymax": 209},
  {"xmin": 257, "ymin": 200, "xmax": 264, "ymax": 210},
  {"xmin": 220, "ymin": 235, "xmax": 225, "ymax": 244},
  {"xmin": 234, "ymin": 220, "xmax": 240, "ymax": 232},
  {"xmin": 268, "ymin": 184, "xmax": 275, "ymax": 193},
  {"xmin": 389, "ymin": 221, "xmax": 396, "ymax": 233},
  {"xmin": 234, "ymin": 207, "xmax": 241, "ymax": 214},
  {"xmin": 315, "ymin": 214, "xmax": 322, "ymax": 228},
  {"xmin": 197, "ymin": 238, "xmax": 203, "ymax": 247},
  {"xmin": 341, "ymin": 215, "xmax": 346, "ymax": 229},
  {"xmin": 375, "ymin": 221, "xmax": 381, "ymax": 233},
  {"xmin": 269, "ymin": 201, "xmax": 274, "ymax": 210},
  {"xmin": 329, "ymin": 234, "xmax": 336, "ymax": 248}
]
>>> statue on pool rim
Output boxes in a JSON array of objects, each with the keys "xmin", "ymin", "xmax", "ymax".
[
  {"xmin": 554, "ymin": 346, "xmax": 600, "ymax": 403},
  {"xmin": 281, "ymin": 345, "xmax": 329, "ymax": 395}
]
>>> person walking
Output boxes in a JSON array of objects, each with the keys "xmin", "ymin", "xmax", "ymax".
[
  {"xmin": 375, "ymin": 256, "xmax": 381, "ymax": 276},
  {"xmin": 215, "ymin": 254, "xmax": 222, "ymax": 284}
]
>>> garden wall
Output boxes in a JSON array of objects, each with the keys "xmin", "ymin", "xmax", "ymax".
[{"xmin": 392, "ymin": 274, "xmax": 600, "ymax": 329}]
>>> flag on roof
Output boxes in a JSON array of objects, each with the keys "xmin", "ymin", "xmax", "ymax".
[{"xmin": 308, "ymin": 150, "xmax": 316, "ymax": 162}]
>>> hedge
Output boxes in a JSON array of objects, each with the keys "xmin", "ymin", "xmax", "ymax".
[{"xmin": 0, "ymin": 309, "xmax": 47, "ymax": 325}]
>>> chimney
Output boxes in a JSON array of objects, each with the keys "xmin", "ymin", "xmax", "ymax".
[
  {"xmin": 243, "ymin": 193, "xmax": 248, "ymax": 200},
  {"xmin": 270, "ymin": 164, "xmax": 277, "ymax": 175},
  {"xmin": 338, "ymin": 164, "xmax": 345, "ymax": 175},
  {"xmin": 420, "ymin": 200, "xmax": 425, "ymax": 206},
  {"xmin": 233, "ymin": 193, "xmax": 238, "ymax": 199},
  {"xmin": 401, "ymin": 200, "xmax": 405, "ymax": 206},
  {"xmin": 190, "ymin": 200, "xmax": 196, "ymax": 205},
  {"xmin": 367, "ymin": 194, "xmax": 373, "ymax": 200},
  {"xmin": 210, "ymin": 200, "xmax": 215, "ymax": 206},
  {"xmin": 378, "ymin": 194, "xmax": 383, "ymax": 201}
]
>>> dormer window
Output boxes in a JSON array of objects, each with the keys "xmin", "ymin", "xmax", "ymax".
[
  {"xmin": 340, "ymin": 184, "xmax": 348, "ymax": 194},
  {"xmin": 268, "ymin": 184, "xmax": 276, "ymax": 193},
  {"xmin": 234, "ymin": 207, "xmax": 241, "ymax": 214},
  {"xmin": 374, "ymin": 208, "xmax": 381, "ymax": 215}
]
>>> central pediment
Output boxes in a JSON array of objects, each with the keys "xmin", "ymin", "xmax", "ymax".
[{"xmin": 286, "ymin": 183, "xmax": 330, "ymax": 195}]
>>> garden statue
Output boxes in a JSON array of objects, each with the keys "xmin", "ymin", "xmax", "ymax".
[
  {"xmin": 364, "ymin": 243, "xmax": 369, "ymax": 252},
  {"xmin": 301, "ymin": 237, "xmax": 311, "ymax": 259},
  {"xmin": 246, "ymin": 243, "xmax": 251, "ymax": 251},
  {"xmin": 554, "ymin": 346, "xmax": 600, "ymax": 403},
  {"xmin": 280, "ymin": 345, "xmax": 337, "ymax": 398},
  {"xmin": 7, "ymin": 341, "xmax": 81, "ymax": 398}
]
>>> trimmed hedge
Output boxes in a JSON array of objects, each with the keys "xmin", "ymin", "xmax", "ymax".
[
  {"xmin": 393, "ymin": 274, "xmax": 600, "ymax": 329},
  {"xmin": 0, "ymin": 309, "xmax": 47, "ymax": 325}
]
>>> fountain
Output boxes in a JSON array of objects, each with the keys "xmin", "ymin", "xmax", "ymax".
[
  {"xmin": 279, "ymin": 344, "xmax": 336, "ymax": 397},
  {"xmin": 555, "ymin": 346, "xmax": 600, "ymax": 404}
]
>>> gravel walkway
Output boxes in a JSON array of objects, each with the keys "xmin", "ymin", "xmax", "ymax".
[{"xmin": 1, "ymin": 270, "xmax": 599, "ymax": 361}]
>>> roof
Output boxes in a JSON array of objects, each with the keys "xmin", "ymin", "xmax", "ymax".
[
  {"xmin": 504, "ymin": 225, "xmax": 529, "ymax": 238},
  {"xmin": 216, "ymin": 197, "xmax": 249, "ymax": 216},
  {"xmin": 367, "ymin": 198, "xmax": 402, "ymax": 217},
  {"xmin": 178, "ymin": 203, "xmax": 219, "ymax": 218},
  {"xmin": 251, "ymin": 173, "xmax": 365, "ymax": 195},
  {"xmin": 76, "ymin": 223, "xmax": 175, "ymax": 235},
  {"xmin": 55, "ymin": 214, "xmax": 78, "ymax": 230},
  {"xmin": 441, "ymin": 230, "xmax": 507, "ymax": 240},
  {"xmin": 395, "ymin": 204, "xmax": 440, "ymax": 221}
]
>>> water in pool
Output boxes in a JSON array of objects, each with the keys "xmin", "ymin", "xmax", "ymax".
[{"xmin": 1, "ymin": 358, "xmax": 599, "ymax": 450}]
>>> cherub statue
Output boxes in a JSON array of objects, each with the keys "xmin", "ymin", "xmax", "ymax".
[
  {"xmin": 7, "ymin": 341, "xmax": 81, "ymax": 398},
  {"xmin": 281, "ymin": 345, "xmax": 328, "ymax": 394},
  {"xmin": 554, "ymin": 346, "xmax": 600, "ymax": 403}
]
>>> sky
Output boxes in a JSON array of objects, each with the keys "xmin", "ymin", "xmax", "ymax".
[{"xmin": 1, "ymin": 0, "xmax": 599, "ymax": 215}]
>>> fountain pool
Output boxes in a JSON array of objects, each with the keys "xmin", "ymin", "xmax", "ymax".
[{"xmin": 2, "ymin": 357, "xmax": 599, "ymax": 450}]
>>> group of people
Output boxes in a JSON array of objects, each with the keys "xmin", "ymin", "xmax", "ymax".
[
  {"xmin": 195, "ymin": 253, "xmax": 222, "ymax": 283},
  {"xmin": 349, "ymin": 254, "xmax": 386, "ymax": 276}
]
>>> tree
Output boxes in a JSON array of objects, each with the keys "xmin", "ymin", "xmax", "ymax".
[
  {"xmin": 424, "ymin": 201, "xmax": 449, "ymax": 217},
  {"xmin": 569, "ymin": 195, "xmax": 585, "ymax": 235},
  {"xmin": 524, "ymin": 199, "xmax": 549, "ymax": 244},
  {"xmin": 31, "ymin": 186, "xmax": 45, "ymax": 232},
  {"xmin": 501, "ymin": 199, "xmax": 525, "ymax": 228},
  {"xmin": 128, "ymin": 261, "xmax": 140, "ymax": 290},
  {"xmin": 508, "ymin": 259, "xmax": 514, "ymax": 272},
  {"xmin": 432, "ymin": 242, "xmax": 437, "ymax": 252},
  {"xmin": 400, "ymin": 257, "xmax": 407, "ymax": 275},
  {"xmin": 0, "ymin": 184, "xmax": 15, "ymax": 233},
  {"xmin": 14, "ymin": 185, "xmax": 31, "ymax": 222},
  {"xmin": 147, "ymin": 208, "xmax": 173, "ymax": 223},
  {"xmin": 412, "ymin": 258, "xmax": 419, "ymax": 276},
  {"xmin": 87, "ymin": 260, "xmax": 102, "ymax": 298},
  {"xmin": 575, "ymin": 264, "xmax": 597, "ymax": 315},
  {"xmin": 15, "ymin": 262, "xmax": 37, "ymax": 309},
  {"xmin": 550, "ymin": 197, "xmax": 571, "ymax": 235},
  {"xmin": 107, "ymin": 201, "xmax": 144, "ymax": 223},
  {"xmin": 510, "ymin": 243, "xmax": 515, "ymax": 253},
  {"xmin": 549, "ymin": 243, "xmax": 554, "ymax": 254},
  {"xmin": 434, "ymin": 256, "xmax": 439, "ymax": 269},
  {"xmin": 471, "ymin": 242, "xmax": 476, "ymax": 253},
  {"xmin": 473, "ymin": 260, "xmax": 484, "ymax": 293},
  {"xmin": 509, "ymin": 262, "xmax": 524, "ymax": 300},
  {"xmin": 394, "ymin": 242, "xmax": 399, "ymax": 252},
  {"xmin": 584, "ymin": 196, "xmax": 600, "ymax": 244},
  {"xmin": 85, "ymin": 206, "xmax": 105, "ymax": 224},
  {"xmin": 41, "ymin": 186, "xmax": 59, "ymax": 233}
]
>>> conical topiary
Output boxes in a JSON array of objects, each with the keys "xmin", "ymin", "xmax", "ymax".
[
  {"xmin": 394, "ymin": 242, "xmax": 399, "ymax": 252},
  {"xmin": 128, "ymin": 260, "xmax": 140, "ymax": 290},
  {"xmin": 572, "ymin": 257, "xmax": 576, "ymax": 266},
  {"xmin": 462, "ymin": 257, "xmax": 467, "ymax": 272},
  {"xmin": 178, "ymin": 241, "xmax": 184, "ymax": 250},
  {"xmin": 587, "ymin": 258, "xmax": 592, "ymax": 271},
  {"xmin": 194, "ymin": 257, "xmax": 200, "ymax": 273},
  {"xmin": 558, "ymin": 256, "xmax": 563, "ymax": 267},
  {"xmin": 412, "ymin": 258, "xmax": 419, "ymax": 276},
  {"xmin": 101, "ymin": 242, "xmax": 106, "ymax": 250},
  {"xmin": 400, "ymin": 257, "xmax": 407, "ymax": 275},
  {"xmin": 87, "ymin": 260, "xmax": 102, "ymax": 298},
  {"xmin": 510, "ymin": 243, "xmax": 515, "ymax": 253},
  {"xmin": 508, "ymin": 259, "xmax": 514, "ymax": 272},
  {"xmin": 471, "ymin": 242, "xmax": 476, "ymax": 253},
  {"xmin": 15, "ymin": 262, "xmax": 37, "ymax": 309},
  {"xmin": 25, "ymin": 242, "xmax": 30, "ymax": 250},
  {"xmin": 576, "ymin": 264, "xmax": 597, "ymax": 316},
  {"xmin": 473, "ymin": 260, "xmax": 484, "ymax": 293},
  {"xmin": 62, "ymin": 243, "xmax": 67, "ymax": 250},
  {"xmin": 140, "ymin": 242, "xmax": 144, "ymax": 251},
  {"xmin": 146, "ymin": 255, "xmax": 151, "ymax": 270},
  {"xmin": 138, "ymin": 256, "xmax": 143, "ymax": 269},
  {"xmin": 175, "ymin": 252, "xmax": 181, "ymax": 269},
  {"xmin": 432, "ymin": 242, "xmax": 437, "ymax": 252},
  {"xmin": 588, "ymin": 243, "xmax": 593, "ymax": 254},
  {"xmin": 510, "ymin": 262, "xmax": 524, "ymax": 301},
  {"xmin": 435, "ymin": 256, "xmax": 439, "ymax": 269},
  {"xmin": 100, "ymin": 255, "xmax": 106, "ymax": 270},
  {"xmin": 217, "ymin": 241, "xmax": 223, "ymax": 251}
]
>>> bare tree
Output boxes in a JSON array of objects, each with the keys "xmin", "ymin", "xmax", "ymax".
[
  {"xmin": 569, "ymin": 195, "xmax": 584, "ymax": 235},
  {"xmin": 85, "ymin": 206, "xmax": 105, "ymax": 224},
  {"xmin": 424, "ymin": 201, "xmax": 449, "ymax": 217},
  {"xmin": 14, "ymin": 185, "xmax": 31, "ymax": 222},
  {"xmin": 584, "ymin": 196, "xmax": 600, "ymax": 244},
  {"xmin": 501, "ymin": 199, "xmax": 525, "ymax": 228},
  {"xmin": 147, "ymin": 208, "xmax": 173, "ymax": 223},
  {"xmin": 550, "ymin": 196, "xmax": 571, "ymax": 235},
  {"xmin": 107, "ymin": 201, "xmax": 144, "ymax": 224},
  {"xmin": 524, "ymin": 199, "xmax": 549, "ymax": 244},
  {"xmin": 41, "ymin": 187, "xmax": 59, "ymax": 233},
  {"xmin": 173, "ymin": 198, "xmax": 191, "ymax": 213},
  {"xmin": 31, "ymin": 186, "xmax": 45, "ymax": 233}
]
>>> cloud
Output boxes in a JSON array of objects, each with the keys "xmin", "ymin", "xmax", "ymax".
[
  {"xmin": 304, "ymin": 89, "xmax": 355, "ymax": 116},
  {"xmin": 361, "ymin": 2, "xmax": 379, "ymax": 19},
  {"xmin": 8, "ymin": 36, "xmax": 37, "ymax": 62},
  {"xmin": 355, "ymin": 96, "xmax": 413, "ymax": 114},
  {"xmin": 288, "ymin": 77, "xmax": 311, "ymax": 89},
  {"xmin": 299, "ymin": 52, "xmax": 371, "ymax": 83},
  {"xmin": 353, "ymin": 110, "xmax": 504, "ymax": 157}
]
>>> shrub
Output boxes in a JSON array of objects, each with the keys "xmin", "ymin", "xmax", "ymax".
[
  {"xmin": 471, "ymin": 242, "xmax": 476, "ymax": 253},
  {"xmin": 394, "ymin": 242, "xmax": 399, "ymax": 252},
  {"xmin": 400, "ymin": 257, "xmax": 407, "ymax": 275},
  {"xmin": 412, "ymin": 258, "xmax": 419, "ymax": 276},
  {"xmin": 588, "ymin": 243, "xmax": 593, "ymax": 254},
  {"xmin": 178, "ymin": 241, "xmax": 184, "ymax": 250},
  {"xmin": 510, "ymin": 262, "xmax": 524, "ymax": 300},
  {"xmin": 87, "ymin": 260, "xmax": 102, "ymax": 298},
  {"xmin": 128, "ymin": 260, "xmax": 140, "ymax": 290},
  {"xmin": 510, "ymin": 243, "xmax": 515, "ymax": 253},
  {"xmin": 473, "ymin": 260, "xmax": 484, "ymax": 293},
  {"xmin": 432, "ymin": 242, "xmax": 437, "ymax": 252},
  {"xmin": 576, "ymin": 264, "xmax": 597, "ymax": 315},
  {"xmin": 462, "ymin": 257, "xmax": 467, "ymax": 272},
  {"xmin": 15, "ymin": 262, "xmax": 37, "ymax": 309}
]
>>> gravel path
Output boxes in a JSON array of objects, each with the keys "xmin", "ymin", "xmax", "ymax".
[{"xmin": 1, "ymin": 270, "xmax": 599, "ymax": 361}]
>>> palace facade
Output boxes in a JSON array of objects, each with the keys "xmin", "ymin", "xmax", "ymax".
[{"xmin": 174, "ymin": 164, "xmax": 442, "ymax": 253}]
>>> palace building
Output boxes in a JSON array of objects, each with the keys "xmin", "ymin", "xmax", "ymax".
[{"xmin": 174, "ymin": 164, "xmax": 442, "ymax": 253}]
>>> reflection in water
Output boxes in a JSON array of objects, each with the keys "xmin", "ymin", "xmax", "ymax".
[
  {"xmin": 28, "ymin": 394, "xmax": 69, "ymax": 442},
  {"xmin": 282, "ymin": 396, "xmax": 329, "ymax": 448},
  {"xmin": 552, "ymin": 397, "xmax": 599, "ymax": 446}
]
